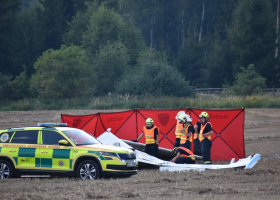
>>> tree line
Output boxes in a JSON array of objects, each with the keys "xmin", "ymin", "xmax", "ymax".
[{"xmin": 0, "ymin": 0, "xmax": 279, "ymax": 100}]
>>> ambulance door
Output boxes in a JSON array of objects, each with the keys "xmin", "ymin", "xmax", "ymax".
[
  {"xmin": 41, "ymin": 130, "xmax": 72, "ymax": 171},
  {"xmin": 10, "ymin": 130, "xmax": 40, "ymax": 170}
]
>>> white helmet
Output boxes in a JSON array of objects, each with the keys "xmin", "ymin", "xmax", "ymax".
[
  {"xmin": 176, "ymin": 111, "xmax": 185, "ymax": 119},
  {"xmin": 178, "ymin": 114, "xmax": 192, "ymax": 123},
  {"xmin": 178, "ymin": 114, "xmax": 188, "ymax": 123},
  {"xmin": 186, "ymin": 115, "xmax": 192, "ymax": 122}
]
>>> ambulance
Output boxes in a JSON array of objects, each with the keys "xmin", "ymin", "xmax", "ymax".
[{"xmin": 0, "ymin": 123, "xmax": 137, "ymax": 179}]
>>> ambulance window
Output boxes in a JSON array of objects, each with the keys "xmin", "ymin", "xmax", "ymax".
[
  {"xmin": 42, "ymin": 131, "xmax": 66, "ymax": 145},
  {"xmin": 11, "ymin": 131, "xmax": 38, "ymax": 144},
  {"xmin": 0, "ymin": 132, "xmax": 14, "ymax": 143}
]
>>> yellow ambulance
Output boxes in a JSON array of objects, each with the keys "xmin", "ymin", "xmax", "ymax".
[{"xmin": 0, "ymin": 123, "xmax": 137, "ymax": 179}]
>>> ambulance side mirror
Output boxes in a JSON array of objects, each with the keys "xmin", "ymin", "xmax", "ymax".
[{"xmin": 59, "ymin": 139, "xmax": 71, "ymax": 146}]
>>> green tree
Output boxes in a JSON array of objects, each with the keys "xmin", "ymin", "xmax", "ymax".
[
  {"xmin": 212, "ymin": 0, "xmax": 237, "ymax": 40},
  {"xmin": 203, "ymin": 37, "xmax": 234, "ymax": 87},
  {"xmin": 63, "ymin": 11, "xmax": 89, "ymax": 46},
  {"xmin": 116, "ymin": 49, "xmax": 193, "ymax": 96},
  {"xmin": 93, "ymin": 41, "xmax": 129, "ymax": 95},
  {"xmin": 21, "ymin": 0, "xmax": 36, "ymax": 8},
  {"xmin": 9, "ymin": 69, "xmax": 30, "ymax": 100},
  {"xmin": 5, "ymin": 0, "xmax": 75, "ymax": 77},
  {"xmin": 63, "ymin": 1, "xmax": 107, "ymax": 46},
  {"xmin": 30, "ymin": 45, "xmax": 94, "ymax": 98},
  {"xmin": 36, "ymin": 0, "xmax": 67, "ymax": 50},
  {"xmin": 82, "ymin": 5, "xmax": 145, "ymax": 65},
  {"xmin": 73, "ymin": 0, "xmax": 118, "ymax": 13},
  {"xmin": 228, "ymin": 0, "xmax": 275, "ymax": 86},
  {"xmin": 0, "ymin": 0, "xmax": 20, "ymax": 75},
  {"xmin": 173, "ymin": 28, "xmax": 203, "ymax": 86},
  {"xmin": 119, "ymin": 0, "xmax": 187, "ymax": 55},
  {"xmin": 231, "ymin": 64, "xmax": 267, "ymax": 95},
  {"xmin": 0, "ymin": 73, "xmax": 12, "ymax": 100},
  {"xmin": 10, "ymin": 3, "xmax": 44, "ymax": 76}
]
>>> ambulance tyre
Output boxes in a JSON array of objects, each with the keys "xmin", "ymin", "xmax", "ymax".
[
  {"xmin": 77, "ymin": 160, "xmax": 101, "ymax": 180},
  {"xmin": 0, "ymin": 160, "xmax": 14, "ymax": 179}
]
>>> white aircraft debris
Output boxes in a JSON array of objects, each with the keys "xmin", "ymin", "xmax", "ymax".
[{"xmin": 97, "ymin": 129, "xmax": 261, "ymax": 172}]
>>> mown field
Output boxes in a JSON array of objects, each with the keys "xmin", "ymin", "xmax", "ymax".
[{"xmin": 0, "ymin": 109, "xmax": 279, "ymax": 200}]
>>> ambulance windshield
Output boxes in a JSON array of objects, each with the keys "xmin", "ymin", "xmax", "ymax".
[{"xmin": 62, "ymin": 129, "xmax": 101, "ymax": 145}]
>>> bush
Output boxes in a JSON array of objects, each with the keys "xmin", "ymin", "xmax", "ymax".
[
  {"xmin": 9, "ymin": 70, "xmax": 30, "ymax": 100},
  {"xmin": 115, "ymin": 59, "xmax": 193, "ymax": 97},
  {"xmin": 231, "ymin": 64, "xmax": 267, "ymax": 95},
  {"xmin": 0, "ymin": 73, "xmax": 12, "ymax": 100},
  {"xmin": 29, "ymin": 45, "xmax": 94, "ymax": 99}
]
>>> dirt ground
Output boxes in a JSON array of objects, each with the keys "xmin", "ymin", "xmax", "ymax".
[{"xmin": 0, "ymin": 109, "xmax": 280, "ymax": 200}]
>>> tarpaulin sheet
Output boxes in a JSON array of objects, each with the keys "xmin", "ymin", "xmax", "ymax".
[{"xmin": 61, "ymin": 108, "xmax": 245, "ymax": 161}]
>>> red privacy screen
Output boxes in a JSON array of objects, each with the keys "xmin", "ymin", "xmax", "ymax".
[{"xmin": 61, "ymin": 108, "xmax": 245, "ymax": 161}]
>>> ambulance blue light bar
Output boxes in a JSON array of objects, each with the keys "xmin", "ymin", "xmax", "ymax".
[{"xmin": 38, "ymin": 123, "xmax": 67, "ymax": 127}]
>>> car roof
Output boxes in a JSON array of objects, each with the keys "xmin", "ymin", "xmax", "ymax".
[{"xmin": 1, "ymin": 126, "xmax": 77, "ymax": 132}]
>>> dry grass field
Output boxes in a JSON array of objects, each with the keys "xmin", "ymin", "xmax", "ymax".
[{"xmin": 0, "ymin": 109, "xmax": 279, "ymax": 200}]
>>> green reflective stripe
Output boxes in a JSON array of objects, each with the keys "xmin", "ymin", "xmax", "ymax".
[
  {"xmin": 53, "ymin": 149, "xmax": 70, "ymax": 159},
  {"xmin": 35, "ymin": 158, "xmax": 40, "ymax": 167},
  {"xmin": 41, "ymin": 158, "xmax": 52, "ymax": 167},
  {"xmin": 204, "ymin": 161, "xmax": 211, "ymax": 164},
  {"xmin": 88, "ymin": 151, "xmax": 105, "ymax": 160},
  {"xmin": 13, "ymin": 157, "xmax": 18, "ymax": 165},
  {"xmin": 18, "ymin": 148, "xmax": 36, "ymax": 157}
]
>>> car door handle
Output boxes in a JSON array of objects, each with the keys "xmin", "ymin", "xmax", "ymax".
[
  {"xmin": 41, "ymin": 151, "xmax": 48, "ymax": 153},
  {"xmin": 9, "ymin": 150, "xmax": 17, "ymax": 152}
]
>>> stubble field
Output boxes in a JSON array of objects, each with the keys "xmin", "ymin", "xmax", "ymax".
[{"xmin": 0, "ymin": 109, "xmax": 279, "ymax": 200}]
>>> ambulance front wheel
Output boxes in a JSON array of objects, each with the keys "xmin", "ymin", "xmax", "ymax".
[
  {"xmin": 0, "ymin": 160, "xmax": 14, "ymax": 179},
  {"xmin": 76, "ymin": 160, "xmax": 101, "ymax": 180}
]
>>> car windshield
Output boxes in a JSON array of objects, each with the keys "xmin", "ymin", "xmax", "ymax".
[{"xmin": 62, "ymin": 129, "xmax": 101, "ymax": 146}]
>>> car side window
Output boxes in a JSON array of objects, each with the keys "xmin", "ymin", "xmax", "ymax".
[
  {"xmin": 0, "ymin": 132, "xmax": 14, "ymax": 143},
  {"xmin": 42, "ymin": 130, "xmax": 66, "ymax": 145},
  {"xmin": 11, "ymin": 131, "xmax": 38, "ymax": 144}
]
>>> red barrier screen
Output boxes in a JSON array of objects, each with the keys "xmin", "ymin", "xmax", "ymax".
[{"xmin": 61, "ymin": 108, "xmax": 245, "ymax": 161}]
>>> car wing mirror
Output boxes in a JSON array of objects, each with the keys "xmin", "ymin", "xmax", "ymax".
[{"xmin": 59, "ymin": 139, "xmax": 71, "ymax": 146}]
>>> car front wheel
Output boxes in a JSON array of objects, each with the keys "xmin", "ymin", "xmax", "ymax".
[
  {"xmin": 77, "ymin": 160, "xmax": 101, "ymax": 180},
  {"xmin": 0, "ymin": 160, "xmax": 14, "ymax": 179}
]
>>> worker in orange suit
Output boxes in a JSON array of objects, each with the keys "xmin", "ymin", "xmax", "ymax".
[
  {"xmin": 177, "ymin": 113, "xmax": 194, "ymax": 150},
  {"xmin": 173, "ymin": 111, "xmax": 186, "ymax": 149},
  {"xmin": 136, "ymin": 118, "xmax": 159, "ymax": 157},
  {"xmin": 170, "ymin": 146, "xmax": 195, "ymax": 164},
  {"xmin": 198, "ymin": 111, "xmax": 213, "ymax": 164}
]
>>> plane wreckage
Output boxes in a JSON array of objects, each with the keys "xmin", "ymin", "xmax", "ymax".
[{"xmin": 97, "ymin": 129, "xmax": 261, "ymax": 172}]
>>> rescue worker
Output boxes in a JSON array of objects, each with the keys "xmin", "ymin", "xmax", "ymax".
[
  {"xmin": 178, "ymin": 113, "xmax": 194, "ymax": 150},
  {"xmin": 136, "ymin": 118, "xmax": 159, "ymax": 157},
  {"xmin": 170, "ymin": 146, "xmax": 195, "ymax": 164},
  {"xmin": 173, "ymin": 111, "xmax": 186, "ymax": 149},
  {"xmin": 198, "ymin": 111, "xmax": 213, "ymax": 164},
  {"xmin": 194, "ymin": 115, "xmax": 202, "ymax": 156}
]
